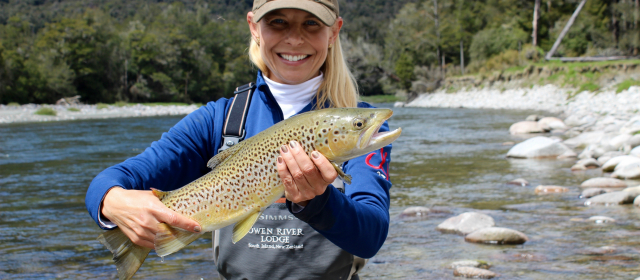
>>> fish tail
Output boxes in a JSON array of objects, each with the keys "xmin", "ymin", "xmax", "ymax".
[
  {"xmin": 97, "ymin": 228, "xmax": 152, "ymax": 280},
  {"xmin": 154, "ymin": 223, "xmax": 203, "ymax": 257}
]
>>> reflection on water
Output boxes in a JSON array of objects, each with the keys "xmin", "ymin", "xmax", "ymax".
[{"xmin": 1, "ymin": 106, "xmax": 639, "ymax": 279}]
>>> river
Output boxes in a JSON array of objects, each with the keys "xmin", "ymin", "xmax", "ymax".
[{"xmin": 1, "ymin": 105, "xmax": 638, "ymax": 279}]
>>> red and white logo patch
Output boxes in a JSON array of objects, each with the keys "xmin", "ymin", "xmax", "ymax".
[{"xmin": 365, "ymin": 148, "xmax": 389, "ymax": 180}]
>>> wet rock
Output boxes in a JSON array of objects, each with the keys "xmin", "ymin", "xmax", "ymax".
[
  {"xmin": 564, "ymin": 131, "xmax": 606, "ymax": 148},
  {"xmin": 464, "ymin": 227, "xmax": 528, "ymax": 245},
  {"xmin": 602, "ymin": 155, "xmax": 640, "ymax": 172},
  {"xmin": 400, "ymin": 206, "xmax": 432, "ymax": 217},
  {"xmin": 584, "ymin": 191, "xmax": 637, "ymax": 206},
  {"xmin": 571, "ymin": 158, "xmax": 601, "ymax": 170},
  {"xmin": 612, "ymin": 161, "xmax": 640, "ymax": 179},
  {"xmin": 580, "ymin": 188, "xmax": 609, "ymax": 199},
  {"xmin": 507, "ymin": 178, "xmax": 529, "ymax": 186},
  {"xmin": 436, "ymin": 212, "xmax": 495, "ymax": 235},
  {"xmin": 509, "ymin": 121, "xmax": 544, "ymax": 134},
  {"xmin": 448, "ymin": 260, "xmax": 491, "ymax": 269},
  {"xmin": 525, "ymin": 115, "xmax": 543, "ymax": 121},
  {"xmin": 580, "ymin": 177, "xmax": 627, "ymax": 188},
  {"xmin": 538, "ymin": 117, "xmax": 567, "ymax": 132},
  {"xmin": 506, "ymin": 136, "xmax": 575, "ymax": 159},
  {"xmin": 588, "ymin": 216, "xmax": 616, "ymax": 224},
  {"xmin": 453, "ymin": 267, "xmax": 498, "ymax": 279},
  {"xmin": 534, "ymin": 185, "xmax": 569, "ymax": 194}
]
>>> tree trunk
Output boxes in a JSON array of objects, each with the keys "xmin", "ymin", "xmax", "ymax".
[
  {"xmin": 612, "ymin": 0, "xmax": 619, "ymax": 48},
  {"xmin": 533, "ymin": 0, "xmax": 541, "ymax": 46},
  {"xmin": 546, "ymin": 0, "xmax": 587, "ymax": 59},
  {"xmin": 460, "ymin": 40, "xmax": 465, "ymax": 75},
  {"xmin": 433, "ymin": 0, "xmax": 441, "ymax": 66}
]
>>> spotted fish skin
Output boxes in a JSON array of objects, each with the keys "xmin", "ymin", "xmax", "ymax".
[{"xmin": 97, "ymin": 107, "xmax": 402, "ymax": 280}]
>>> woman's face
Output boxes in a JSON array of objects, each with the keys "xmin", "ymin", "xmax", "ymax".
[{"xmin": 248, "ymin": 9, "xmax": 343, "ymax": 85}]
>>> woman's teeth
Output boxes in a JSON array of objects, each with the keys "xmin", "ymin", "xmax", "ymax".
[{"xmin": 281, "ymin": 54, "xmax": 308, "ymax": 62}]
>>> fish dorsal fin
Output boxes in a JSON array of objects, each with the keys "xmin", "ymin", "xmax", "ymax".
[
  {"xmin": 154, "ymin": 223, "xmax": 203, "ymax": 257},
  {"xmin": 232, "ymin": 209, "xmax": 263, "ymax": 244},
  {"xmin": 207, "ymin": 141, "xmax": 246, "ymax": 169}
]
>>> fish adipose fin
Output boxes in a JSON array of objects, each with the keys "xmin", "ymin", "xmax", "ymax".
[
  {"xmin": 97, "ymin": 228, "xmax": 152, "ymax": 280},
  {"xmin": 208, "ymin": 141, "xmax": 246, "ymax": 169},
  {"xmin": 330, "ymin": 162, "xmax": 352, "ymax": 184},
  {"xmin": 154, "ymin": 223, "xmax": 203, "ymax": 257},
  {"xmin": 232, "ymin": 210, "xmax": 262, "ymax": 244}
]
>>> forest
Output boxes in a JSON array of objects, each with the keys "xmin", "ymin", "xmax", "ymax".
[{"xmin": 0, "ymin": 0, "xmax": 638, "ymax": 104}]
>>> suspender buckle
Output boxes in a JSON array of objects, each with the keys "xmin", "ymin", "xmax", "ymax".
[{"xmin": 219, "ymin": 129, "xmax": 246, "ymax": 153}]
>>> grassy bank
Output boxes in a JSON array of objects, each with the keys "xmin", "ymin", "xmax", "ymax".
[{"xmin": 359, "ymin": 95, "xmax": 405, "ymax": 104}]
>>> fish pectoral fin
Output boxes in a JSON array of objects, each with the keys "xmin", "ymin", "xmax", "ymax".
[
  {"xmin": 208, "ymin": 141, "xmax": 245, "ymax": 169},
  {"xmin": 150, "ymin": 188, "xmax": 170, "ymax": 200},
  {"xmin": 97, "ymin": 228, "xmax": 151, "ymax": 280},
  {"xmin": 232, "ymin": 210, "xmax": 262, "ymax": 244},
  {"xmin": 154, "ymin": 223, "xmax": 203, "ymax": 257},
  {"xmin": 330, "ymin": 162, "xmax": 352, "ymax": 185}
]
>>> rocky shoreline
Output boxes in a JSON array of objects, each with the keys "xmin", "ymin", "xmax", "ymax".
[{"xmin": 0, "ymin": 103, "xmax": 199, "ymax": 124}]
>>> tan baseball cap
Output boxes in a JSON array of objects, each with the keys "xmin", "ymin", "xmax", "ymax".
[{"xmin": 252, "ymin": 0, "xmax": 339, "ymax": 27}]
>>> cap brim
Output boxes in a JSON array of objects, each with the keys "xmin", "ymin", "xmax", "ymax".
[{"xmin": 252, "ymin": 0, "xmax": 336, "ymax": 26}]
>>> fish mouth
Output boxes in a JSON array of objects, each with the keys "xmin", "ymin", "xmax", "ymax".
[{"xmin": 357, "ymin": 109, "xmax": 402, "ymax": 152}]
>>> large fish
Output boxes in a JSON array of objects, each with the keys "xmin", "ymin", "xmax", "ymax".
[{"xmin": 97, "ymin": 107, "xmax": 402, "ymax": 280}]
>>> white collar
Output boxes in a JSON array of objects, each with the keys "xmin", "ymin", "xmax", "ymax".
[{"xmin": 264, "ymin": 73, "xmax": 323, "ymax": 119}]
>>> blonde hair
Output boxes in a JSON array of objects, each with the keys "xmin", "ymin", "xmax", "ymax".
[{"xmin": 248, "ymin": 36, "xmax": 359, "ymax": 109}]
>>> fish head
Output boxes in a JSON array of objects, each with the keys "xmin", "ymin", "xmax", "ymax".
[{"xmin": 313, "ymin": 108, "xmax": 402, "ymax": 163}]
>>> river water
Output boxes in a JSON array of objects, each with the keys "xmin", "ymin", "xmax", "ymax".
[{"xmin": 1, "ymin": 105, "xmax": 638, "ymax": 279}]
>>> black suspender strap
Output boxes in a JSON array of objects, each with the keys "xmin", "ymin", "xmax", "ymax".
[{"xmin": 218, "ymin": 83, "xmax": 256, "ymax": 153}]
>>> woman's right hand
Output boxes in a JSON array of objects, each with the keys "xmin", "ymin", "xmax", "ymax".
[{"xmin": 101, "ymin": 187, "xmax": 202, "ymax": 249}]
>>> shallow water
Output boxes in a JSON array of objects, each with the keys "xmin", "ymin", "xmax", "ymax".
[{"xmin": 1, "ymin": 106, "xmax": 638, "ymax": 279}]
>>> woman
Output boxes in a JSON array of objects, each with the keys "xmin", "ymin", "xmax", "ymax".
[{"xmin": 86, "ymin": 0, "xmax": 393, "ymax": 279}]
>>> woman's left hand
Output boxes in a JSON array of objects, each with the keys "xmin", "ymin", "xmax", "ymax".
[{"xmin": 277, "ymin": 140, "xmax": 338, "ymax": 206}]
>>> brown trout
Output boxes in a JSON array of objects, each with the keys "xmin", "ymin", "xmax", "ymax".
[{"xmin": 97, "ymin": 107, "xmax": 402, "ymax": 280}]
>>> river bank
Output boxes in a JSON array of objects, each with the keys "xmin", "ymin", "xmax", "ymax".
[{"xmin": 0, "ymin": 103, "xmax": 199, "ymax": 124}]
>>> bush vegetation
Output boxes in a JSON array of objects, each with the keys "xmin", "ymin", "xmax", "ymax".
[{"xmin": 34, "ymin": 107, "xmax": 56, "ymax": 116}]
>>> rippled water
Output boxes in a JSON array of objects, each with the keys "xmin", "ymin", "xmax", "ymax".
[{"xmin": 1, "ymin": 105, "xmax": 639, "ymax": 279}]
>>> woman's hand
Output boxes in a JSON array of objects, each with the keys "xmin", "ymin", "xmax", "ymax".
[
  {"xmin": 101, "ymin": 187, "xmax": 202, "ymax": 249},
  {"xmin": 277, "ymin": 140, "xmax": 338, "ymax": 206}
]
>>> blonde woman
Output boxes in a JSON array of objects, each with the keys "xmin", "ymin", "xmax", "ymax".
[{"xmin": 86, "ymin": 0, "xmax": 394, "ymax": 278}]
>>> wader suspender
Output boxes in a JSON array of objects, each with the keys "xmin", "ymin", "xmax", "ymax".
[{"xmin": 213, "ymin": 83, "xmax": 363, "ymax": 280}]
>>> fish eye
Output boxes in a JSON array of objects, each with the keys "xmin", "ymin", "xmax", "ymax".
[{"xmin": 353, "ymin": 118, "xmax": 366, "ymax": 129}]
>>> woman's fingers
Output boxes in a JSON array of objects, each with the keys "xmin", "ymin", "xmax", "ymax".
[
  {"xmin": 277, "ymin": 141, "xmax": 336, "ymax": 204},
  {"xmin": 151, "ymin": 204, "xmax": 202, "ymax": 233},
  {"xmin": 309, "ymin": 150, "xmax": 338, "ymax": 184}
]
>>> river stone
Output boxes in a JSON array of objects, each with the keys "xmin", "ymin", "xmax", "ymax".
[
  {"xmin": 448, "ymin": 260, "xmax": 490, "ymax": 269},
  {"xmin": 597, "ymin": 151, "xmax": 625, "ymax": 165},
  {"xmin": 580, "ymin": 188, "xmax": 608, "ymax": 199},
  {"xmin": 584, "ymin": 191, "xmax": 637, "ymax": 206},
  {"xmin": 453, "ymin": 267, "xmax": 498, "ymax": 279},
  {"xmin": 564, "ymin": 131, "xmax": 606, "ymax": 148},
  {"xmin": 393, "ymin": 101, "xmax": 405, "ymax": 108},
  {"xmin": 610, "ymin": 134, "xmax": 633, "ymax": 150},
  {"xmin": 627, "ymin": 134, "xmax": 640, "ymax": 148},
  {"xmin": 400, "ymin": 206, "xmax": 431, "ymax": 217},
  {"xmin": 526, "ymin": 115, "xmax": 543, "ymax": 121},
  {"xmin": 509, "ymin": 121, "xmax": 543, "ymax": 134},
  {"xmin": 623, "ymin": 186, "xmax": 640, "ymax": 197},
  {"xmin": 464, "ymin": 227, "xmax": 528, "ymax": 245},
  {"xmin": 436, "ymin": 212, "xmax": 495, "ymax": 235},
  {"xmin": 588, "ymin": 216, "xmax": 616, "ymax": 224},
  {"xmin": 580, "ymin": 177, "xmax": 627, "ymax": 188},
  {"xmin": 538, "ymin": 117, "xmax": 567, "ymax": 131},
  {"xmin": 630, "ymin": 146, "xmax": 640, "ymax": 158},
  {"xmin": 602, "ymin": 156, "xmax": 640, "ymax": 172},
  {"xmin": 578, "ymin": 144, "xmax": 608, "ymax": 159},
  {"xmin": 634, "ymin": 196, "xmax": 640, "ymax": 207},
  {"xmin": 506, "ymin": 136, "xmax": 575, "ymax": 159},
  {"xmin": 612, "ymin": 161, "xmax": 640, "ymax": 179},
  {"xmin": 571, "ymin": 158, "xmax": 600, "ymax": 170},
  {"xmin": 535, "ymin": 185, "xmax": 569, "ymax": 194},
  {"xmin": 507, "ymin": 178, "xmax": 529, "ymax": 186}
]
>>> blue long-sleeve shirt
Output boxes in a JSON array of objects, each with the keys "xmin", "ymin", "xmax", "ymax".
[{"xmin": 85, "ymin": 72, "xmax": 393, "ymax": 259}]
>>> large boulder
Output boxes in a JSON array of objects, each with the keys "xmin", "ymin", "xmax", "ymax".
[
  {"xmin": 507, "ymin": 136, "xmax": 575, "ymax": 159},
  {"xmin": 509, "ymin": 121, "xmax": 544, "ymax": 134},
  {"xmin": 584, "ymin": 191, "xmax": 637, "ymax": 206},
  {"xmin": 580, "ymin": 177, "xmax": 627, "ymax": 189},
  {"xmin": 436, "ymin": 212, "xmax": 495, "ymax": 235},
  {"xmin": 602, "ymin": 156, "xmax": 640, "ymax": 172},
  {"xmin": 464, "ymin": 227, "xmax": 528, "ymax": 245},
  {"xmin": 538, "ymin": 117, "xmax": 568, "ymax": 131}
]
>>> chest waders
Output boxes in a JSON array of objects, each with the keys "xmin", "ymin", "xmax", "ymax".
[{"xmin": 213, "ymin": 84, "xmax": 367, "ymax": 280}]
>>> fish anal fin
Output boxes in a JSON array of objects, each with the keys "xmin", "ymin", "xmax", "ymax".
[
  {"xmin": 330, "ymin": 162, "xmax": 352, "ymax": 184},
  {"xmin": 154, "ymin": 223, "xmax": 203, "ymax": 257},
  {"xmin": 97, "ymin": 228, "xmax": 151, "ymax": 280},
  {"xmin": 151, "ymin": 188, "xmax": 170, "ymax": 200},
  {"xmin": 232, "ymin": 210, "xmax": 262, "ymax": 244},
  {"xmin": 208, "ymin": 141, "xmax": 245, "ymax": 169}
]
